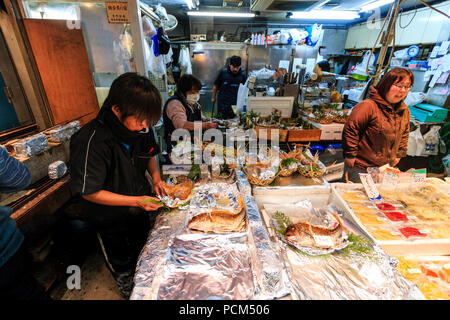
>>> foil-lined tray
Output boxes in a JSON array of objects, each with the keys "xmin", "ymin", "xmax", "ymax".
[
  {"xmin": 157, "ymin": 233, "xmax": 255, "ymax": 300},
  {"xmin": 131, "ymin": 179, "xmax": 290, "ymax": 300},
  {"xmin": 12, "ymin": 133, "xmax": 48, "ymax": 158},
  {"xmin": 244, "ymin": 195, "xmax": 291, "ymax": 299},
  {"xmin": 261, "ymin": 203, "xmax": 425, "ymax": 300}
]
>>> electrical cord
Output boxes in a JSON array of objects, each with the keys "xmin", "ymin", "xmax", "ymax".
[
  {"xmin": 418, "ymin": 0, "xmax": 450, "ymax": 19},
  {"xmin": 399, "ymin": 1, "xmax": 418, "ymax": 29}
]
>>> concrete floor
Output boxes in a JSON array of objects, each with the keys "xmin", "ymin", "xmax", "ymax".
[{"xmin": 49, "ymin": 248, "xmax": 125, "ymax": 300}]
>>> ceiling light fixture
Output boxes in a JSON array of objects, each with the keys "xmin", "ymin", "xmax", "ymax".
[
  {"xmin": 360, "ymin": 0, "xmax": 394, "ymax": 12},
  {"xmin": 187, "ymin": 11, "xmax": 255, "ymax": 18},
  {"xmin": 290, "ymin": 10, "xmax": 360, "ymax": 20}
]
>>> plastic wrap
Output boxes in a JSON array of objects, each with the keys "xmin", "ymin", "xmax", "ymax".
[
  {"xmin": 46, "ymin": 121, "xmax": 80, "ymax": 143},
  {"xmin": 282, "ymin": 243, "xmax": 424, "ymax": 300},
  {"xmin": 48, "ymin": 160, "xmax": 67, "ymax": 179},
  {"xmin": 267, "ymin": 205, "xmax": 424, "ymax": 300},
  {"xmin": 12, "ymin": 133, "xmax": 47, "ymax": 158}
]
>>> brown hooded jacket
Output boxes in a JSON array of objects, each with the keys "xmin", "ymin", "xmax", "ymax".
[{"xmin": 342, "ymin": 87, "xmax": 410, "ymax": 169}]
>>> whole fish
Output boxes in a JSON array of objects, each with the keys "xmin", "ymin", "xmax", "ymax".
[
  {"xmin": 187, "ymin": 209, "xmax": 246, "ymax": 233},
  {"xmin": 285, "ymin": 220, "xmax": 343, "ymax": 249}
]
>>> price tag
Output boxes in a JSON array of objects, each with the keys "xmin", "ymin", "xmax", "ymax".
[
  {"xmin": 312, "ymin": 235, "xmax": 334, "ymax": 248},
  {"xmin": 359, "ymin": 173, "xmax": 382, "ymax": 201},
  {"xmin": 382, "ymin": 167, "xmax": 400, "ymax": 187},
  {"xmin": 412, "ymin": 169, "xmax": 427, "ymax": 184}
]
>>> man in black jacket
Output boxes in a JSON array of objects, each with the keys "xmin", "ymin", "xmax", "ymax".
[
  {"xmin": 70, "ymin": 73, "xmax": 165, "ymax": 299},
  {"xmin": 212, "ymin": 56, "xmax": 247, "ymax": 120}
]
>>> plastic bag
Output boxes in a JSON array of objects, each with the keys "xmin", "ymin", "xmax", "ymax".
[
  {"xmin": 179, "ymin": 46, "xmax": 192, "ymax": 75},
  {"xmin": 142, "ymin": 16, "xmax": 157, "ymax": 39},
  {"xmin": 289, "ymin": 29, "xmax": 308, "ymax": 44},
  {"xmin": 249, "ymin": 67, "xmax": 275, "ymax": 80},
  {"xmin": 404, "ymin": 92, "xmax": 425, "ymax": 107},
  {"xmin": 407, "ymin": 127, "xmax": 425, "ymax": 156},
  {"xmin": 149, "ymin": 40, "xmax": 166, "ymax": 78},
  {"xmin": 236, "ymin": 83, "xmax": 249, "ymax": 114},
  {"xmin": 351, "ymin": 50, "xmax": 375, "ymax": 77},
  {"xmin": 306, "ymin": 24, "xmax": 322, "ymax": 46},
  {"xmin": 164, "ymin": 46, "xmax": 173, "ymax": 65},
  {"xmin": 422, "ymin": 126, "xmax": 441, "ymax": 156},
  {"xmin": 155, "ymin": 3, "xmax": 168, "ymax": 21},
  {"xmin": 443, "ymin": 154, "xmax": 450, "ymax": 176}
]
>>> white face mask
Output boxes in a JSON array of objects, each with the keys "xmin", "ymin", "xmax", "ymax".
[
  {"xmin": 138, "ymin": 127, "xmax": 150, "ymax": 134},
  {"xmin": 186, "ymin": 93, "xmax": 200, "ymax": 105}
]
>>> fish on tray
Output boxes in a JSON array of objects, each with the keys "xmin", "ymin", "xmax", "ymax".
[
  {"xmin": 160, "ymin": 181, "xmax": 193, "ymax": 201},
  {"xmin": 284, "ymin": 211, "xmax": 348, "ymax": 250},
  {"xmin": 187, "ymin": 209, "xmax": 247, "ymax": 233}
]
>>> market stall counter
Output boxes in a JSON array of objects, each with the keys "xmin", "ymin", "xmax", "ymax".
[{"xmin": 130, "ymin": 165, "xmax": 426, "ymax": 300}]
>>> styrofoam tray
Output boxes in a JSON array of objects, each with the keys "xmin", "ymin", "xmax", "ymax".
[{"xmin": 330, "ymin": 182, "xmax": 450, "ymax": 257}]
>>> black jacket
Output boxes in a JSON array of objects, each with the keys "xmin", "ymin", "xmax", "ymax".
[
  {"xmin": 214, "ymin": 67, "xmax": 246, "ymax": 108},
  {"xmin": 69, "ymin": 107, "xmax": 160, "ymax": 228}
]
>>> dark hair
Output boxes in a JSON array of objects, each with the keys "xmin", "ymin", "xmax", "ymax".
[
  {"xmin": 375, "ymin": 68, "xmax": 414, "ymax": 101},
  {"xmin": 229, "ymin": 56, "xmax": 242, "ymax": 67},
  {"xmin": 102, "ymin": 72, "xmax": 161, "ymax": 125},
  {"xmin": 177, "ymin": 74, "xmax": 202, "ymax": 95}
]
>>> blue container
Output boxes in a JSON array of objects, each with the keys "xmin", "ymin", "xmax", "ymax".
[{"xmin": 409, "ymin": 103, "xmax": 448, "ymax": 123}]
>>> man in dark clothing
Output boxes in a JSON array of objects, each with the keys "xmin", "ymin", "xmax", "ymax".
[
  {"xmin": 212, "ymin": 55, "xmax": 247, "ymax": 120},
  {"xmin": 69, "ymin": 73, "xmax": 165, "ymax": 299},
  {"xmin": 0, "ymin": 146, "xmax": 50, "ymax": 300}
]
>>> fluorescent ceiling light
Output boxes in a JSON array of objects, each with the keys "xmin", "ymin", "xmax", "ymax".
[
  {"xmin": 187, "ymin": 11, "xmax": 255, "ymax": 18},
  {"xmin": 360, "ymin": 0, "xmax": 394, "ymax": 12},
  {"xmin": 185, "ymin": 0, "xmax": 195, "ymax": 10},
  {"xmin": 290, "ymin": 10, "xmax": 360, "ymax": 20}
]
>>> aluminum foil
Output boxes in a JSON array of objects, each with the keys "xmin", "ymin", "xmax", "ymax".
[
  {"xmin": 13, "ymin": 133, "xmax": 47, "ymax": 158},
  {"xmin": 48, "ymin": 160, "xmax": 67, "ymax": 179},
  {"xmin": 46, "ymin": 120, "xmax": 80, "ymax": 142},
  {"xmin": 267, "ymin": 204, "xmax": 350, "ymax": 256},
  {"xmin": 270, "ymin": 208, "xmax": 425, "ymax": 300},
  {"xmin": 132, "ymin": 210, "xmax": 188, "ymax": 300},
  {"xmin": 245, "ymin": 195, "xmax": 291, "ymax": 300},
  {"xmin": 157, "ymin": 233, "xmax": 255, "ymax": 300},
  {"xmin": 189, "ymin": 182, "xmax": 242, "ymax": 214},
  {"xmin": 236, "ymin": 170, "xmax": 252, "ymax": 196}
]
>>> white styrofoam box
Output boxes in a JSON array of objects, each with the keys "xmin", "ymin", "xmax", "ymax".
[
  {"xmin": 303, "ymin": 117, "xmax": 344, "ymax": 140},
  {"xmin": 246, "ymin": 96, "xmax": 294, "ymax": 117}
]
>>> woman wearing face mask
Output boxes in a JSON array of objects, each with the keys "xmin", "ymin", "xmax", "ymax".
[
  {"xmin": 69, "ymin": 73, "xmax": 165, "ymax": 299},
  {"xmin": 342, "ymin": 68, "xmax": 414, "ymax": 183},
  {"xmin": 163, "ymin": 74, "xmax": 217, "ymax": 154}
]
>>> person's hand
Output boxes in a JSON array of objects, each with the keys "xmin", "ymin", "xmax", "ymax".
[
  {"xmin": 203, "ymin": 122, "xmax": 217, "ymax": 130},
  {"xmin": 153, "ymin": 180, "xmax": 166, "ymax": 197},
  {"xmin": 392, "ymin": 158, "xmax": 401, "ymax": 167},
  {"xmin": 136, "ymin": 196, "xmax": 163, "ymax": 211},
  {"xmin": 344, "ymin": 158, "xmax": 356, "ymax": 168},
  {"xmin": 211, "ymin": 97, "xmax": 216, "ymax": 104}
]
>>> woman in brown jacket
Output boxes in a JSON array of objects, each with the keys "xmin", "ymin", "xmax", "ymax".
[{"xmin": 342, "ymin": 68, "xmax": 413, "ymax": 182}]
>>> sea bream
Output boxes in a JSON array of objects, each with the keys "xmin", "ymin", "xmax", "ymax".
[{"xmin": 284, "ymin": 212, "xmax": 347, "ymax": 250}]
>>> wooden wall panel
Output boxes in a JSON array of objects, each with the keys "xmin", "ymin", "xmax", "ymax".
[{"xmin": 23, "ymin": 19, "xmax": 98, "ymax": 125}]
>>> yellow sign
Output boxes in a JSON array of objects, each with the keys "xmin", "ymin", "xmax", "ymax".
[{"xmin": 106, "ymin": 2, "xmax": 130, "ymax": 23}]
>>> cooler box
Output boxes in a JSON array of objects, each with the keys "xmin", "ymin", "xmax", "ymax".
[
  {"xmin": 246, "ymin": 96, "xmax": 294, "ymax": 117},
  {"xmin": 409, "ymin": 103, "xmax": 448, "ymax": 123}
]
